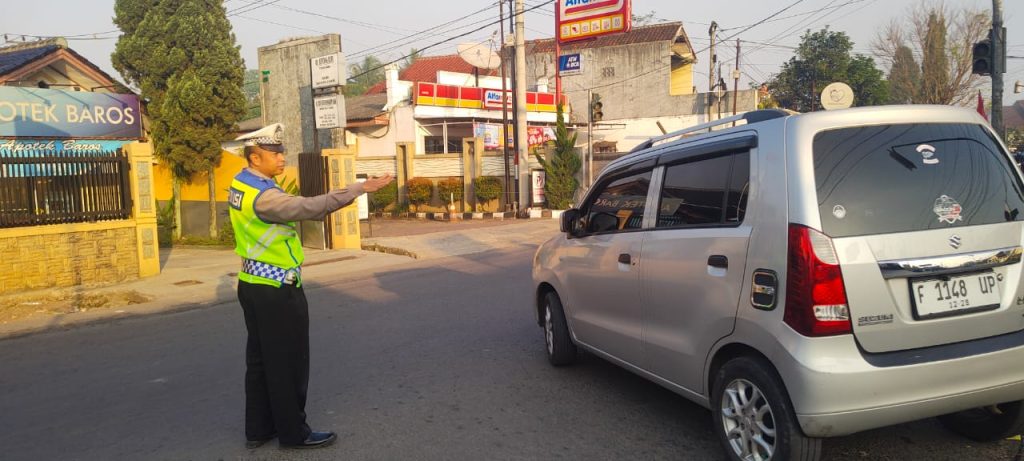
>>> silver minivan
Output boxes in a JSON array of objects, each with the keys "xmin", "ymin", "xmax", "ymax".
[{"xmin": 532, "ymin": 106, "xmax": 1024, "ymax": 461}]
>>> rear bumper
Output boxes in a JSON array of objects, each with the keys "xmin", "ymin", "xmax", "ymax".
[{"xmin": 773, "ymin": 328, "xmax": 1024, "ymax": 437}]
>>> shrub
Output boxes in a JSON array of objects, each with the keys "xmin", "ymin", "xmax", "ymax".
[
  {"xmin": 437, "ymin": 177, "xmax": 464, "ymax": 209},
  {"xmin": 474, "ymin": 176, "xmax": 502, "ymax": 211},
  {"xmin": 407, "ymin": 177, "xmax": 434, "ymax": 211},
  {"xmin": 534, "ymin": 103, "xmax": 580, "ymax": 209},
  {"xmin": 369, "ymin": 181, "xmax": 397, "ymax": 212}
]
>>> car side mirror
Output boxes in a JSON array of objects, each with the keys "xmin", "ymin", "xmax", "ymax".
[{"xmin": 560, "ymin": 208, "xmax": 580, "ymax": 234}]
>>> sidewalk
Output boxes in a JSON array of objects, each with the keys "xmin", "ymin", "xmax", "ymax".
[{"xmin": 0, "ymin": 218, "xmax": 559, "ymax": 339}]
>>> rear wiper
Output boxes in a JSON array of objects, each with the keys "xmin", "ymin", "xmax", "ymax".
[
  {"xmin": 888, "ymin": 148, "xmax": 917, "ymax": 171},
  {"xmin": 1005, "ymin": 203, "xmax": 1019, "ymax": 221}
]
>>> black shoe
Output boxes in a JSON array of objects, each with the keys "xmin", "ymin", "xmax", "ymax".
[
  {"xmin": 245, "ymin": 433, "xmax": 276, "ymax": 449},
  {"xmin": 281, "ymin": 431, "xmax": 336, "ymax": 449}
]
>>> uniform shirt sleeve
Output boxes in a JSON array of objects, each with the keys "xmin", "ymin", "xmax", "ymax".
[{"xmin": 253, "ymin": 183, "xmax": 366, "ymax": 223}]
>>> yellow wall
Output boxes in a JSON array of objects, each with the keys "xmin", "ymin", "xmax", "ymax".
[
  {"xmin": 154, "ymin": 151, "xmax": 300, "ymax": 202},
  {"xmin": 670, "ymin": 61, "xmax": 695, "ymax": 96}
]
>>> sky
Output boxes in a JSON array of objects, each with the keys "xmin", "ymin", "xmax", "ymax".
[{"xmin": 1, "ymin": 0, "xmax": 1022, "ymax": 104}]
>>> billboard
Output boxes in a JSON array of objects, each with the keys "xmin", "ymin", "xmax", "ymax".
[
  {"xmin": 0, "ymin": 87, "xmax": 142, "ymax": 140},
  {"xmin": 557, "ymin": 0, "xmax": 631, "ymax": 43}
]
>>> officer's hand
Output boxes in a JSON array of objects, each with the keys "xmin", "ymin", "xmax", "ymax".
[{"xmin": 362, "ymin": 174, "xmax": 394, "ymax": 193}]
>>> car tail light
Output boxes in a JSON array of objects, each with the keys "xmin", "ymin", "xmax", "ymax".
[{"xmin": 784, "ymin": 224, "xmax": 852, "ymax": 336}]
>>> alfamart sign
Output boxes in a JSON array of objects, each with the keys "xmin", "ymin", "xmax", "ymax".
[
  {"xmin": 0, "ymin": 86, "xmax": 143, "ymax": 139},
  {"xmin": 557, "ymin": 0, "xmax": 631, "ymax": 43}
]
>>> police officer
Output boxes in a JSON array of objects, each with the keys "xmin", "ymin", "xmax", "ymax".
[{"xmin": 229, "ymin": 124, "xmax": 393, "ymax": 449}]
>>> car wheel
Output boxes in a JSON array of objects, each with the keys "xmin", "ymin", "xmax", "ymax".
[
  {"xmin": 711, "ymin": 356, "xmax": 822, "ymax": 461},
  {"xmin": 938, "ymin": 401, "xmax": 1024, "ymax": 442},
  {"xmin": 542, "ymin": 292, "xmax": 576, "ymax": 366}
]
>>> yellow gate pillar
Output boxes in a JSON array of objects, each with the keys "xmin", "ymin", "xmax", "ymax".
[
  {"xmin": 124, "ymin": 141, "xmax": 160, "ymax": 278},
  {"xmin": 322, "ymin": 148, "xmax": 361, "ymax": 249},
  {"xmin": 461, "ymin": 137, "xmax": 483, "ymax": 212},
  {"xmin": 395, "ymin": 142, "xmax": 414, "ymax": 209}
]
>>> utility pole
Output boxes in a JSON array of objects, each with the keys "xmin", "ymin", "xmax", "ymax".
[
  {"xmin": 499, "ymin": 0, "xmax": 511, "ymax": 211},
  {"xmin": 515, "ymin": 0, "xmax": 529, "ymax": 214},
  {"xmin": 732, "ymin": 39, "xmax": 740, "ymax": 118},
  {"xmin": 992, "ymin": 0, "xmax": 1005, "ymax": 139},
  {"xmin": 587, "ymin": 89, "xmax": 593, "ymax": 188},
  {"xmin": 707, "ymin": 21, "xmax": 717, "ymax": 123}
]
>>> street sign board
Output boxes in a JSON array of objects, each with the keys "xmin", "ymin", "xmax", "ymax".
[
  {"xmin": 311, "ymin": 52, "xmax": 346, "ymax": 89},
  {"xmin": 559, "ymin": 53, "xmax": 583, "ymax": 75},
  {"xmin": 314, "ymin": 94, "xmax": 345, "ymax": 129},
  {"xmin": 557, "ymin": 0, "xmax": 631, "ymax": 43}
]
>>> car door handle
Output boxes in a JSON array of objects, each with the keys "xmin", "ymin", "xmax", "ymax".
[
  {"xmin": 708, "ymin": 255, "xmax": 728, "ymax": 269},
  {"xmin": 618, "ymin": 253, "xmax": 632, "ymax": 265}
]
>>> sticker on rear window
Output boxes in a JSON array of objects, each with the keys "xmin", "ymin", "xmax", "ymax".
[
  {"xmin": 917, "ymin": 144, "xmax": 939, "ymax": 165},
  {"xmin": 832, "ymin": 205, "xmax": 847, "ymax": 219},
  {"xmin": 933, "ymin": 195, "xmax": 963, "ymax": 224}
]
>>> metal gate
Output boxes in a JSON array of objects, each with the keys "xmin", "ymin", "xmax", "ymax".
[{"xmin": 297, "ymin": 152, "xmax": 332, "ymax": 249}]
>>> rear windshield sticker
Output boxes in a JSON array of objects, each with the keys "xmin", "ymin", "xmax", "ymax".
[
  {"xmin": 832, "ymin": 205, "xmax": 846, "ymax": 219},
  {"xmin": 917, "ymin": 144, "xmax": 939, "ymax": 165},
  {"xmin": 934, "ymin": 195, "xmax": 963, "ymax": 224}
]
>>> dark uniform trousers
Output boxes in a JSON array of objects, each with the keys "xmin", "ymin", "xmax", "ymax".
[{"xmin": 237, "ymin": 280, "xmax": 312, "ymax": 445}]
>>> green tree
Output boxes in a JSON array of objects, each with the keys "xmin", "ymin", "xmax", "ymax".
[
  {"xmin": 919, "ymin": 12, "xmax": 950, "ymax": 104},
  {"xmin": 534, "ymin": 104, "xmax": 580, "ymax": 210},
  {"xmin": 113, "ymin": 0, "xmax": 246, "ymax": 238},
  {"xmin": 767, "ymin": 28, "xmax": 888, "ymax": 112},
  {"xmin": 887, "ymin": 45, "xmax": 920, "ymax": 104},
  {"xmin": 345, "ymin": 55, "xmax": 386, "ymax": 96}
]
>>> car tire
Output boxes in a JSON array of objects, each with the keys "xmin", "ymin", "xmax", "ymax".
[
  {"xmin": 542, "ymin": 292, "xmax": 577, "ymax": 366},
  {"xmin": 711, "ymin": 356, "xmax": 822, "ymax": 461},
  {"xmin": 937, "ymin": 401, "xmax": 1024, "ymax": 442}
]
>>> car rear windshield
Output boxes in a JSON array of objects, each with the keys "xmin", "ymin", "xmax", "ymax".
[{"xmin": 813, "ymin": 123, "xmax": 1024, "ymax": 238}]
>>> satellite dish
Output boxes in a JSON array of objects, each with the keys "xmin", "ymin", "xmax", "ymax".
[
  {"xmin": 457, "ymin": 41, "xmax": 501, "ymax": 70},
  {"xmin": 821, "ymin": 82, "xmax": 854, "ymax": 110}
]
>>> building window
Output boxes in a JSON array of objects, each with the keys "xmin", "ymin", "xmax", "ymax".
[
  {"xmin": 602, "ymin": 67, "xmax": 615, "ymax": 78},
  {"xmin": 424, "ymin": 136, "xmax": 445, "ymax": 154},
  {"xmin": 424, "ymin": 136, "xmax": 463, "ymax": 154}
]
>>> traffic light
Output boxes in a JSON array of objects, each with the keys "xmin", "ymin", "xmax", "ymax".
[
  {"xmin": 590, "ymin": 93, "xmax": 603, "ymax": 122},
  {"xmin": 972, "ymin": 39, "xmax": 993, "ymax": 76}
]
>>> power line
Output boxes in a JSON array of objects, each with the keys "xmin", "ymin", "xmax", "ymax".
[
  {"xmin": 347, "ymin": 0, "xmax": 555, "ymax": 83},
  {"xmin": 347, "ymin": 1, "xmax": 502, "ymax": 60}
]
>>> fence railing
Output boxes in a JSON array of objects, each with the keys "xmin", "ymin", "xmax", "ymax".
[{"xmin": 0, "ymin": 149, "xmax": 133, "ymax": 228}]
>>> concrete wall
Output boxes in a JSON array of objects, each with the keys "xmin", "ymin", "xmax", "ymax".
[
  {"xmin": 351, "ymin": 105, "xmax": 416, "ymax": 157},
  {"xmin": 258, "ymin": 34, "xmax": 346, "ymax": 162},
  {"xmin": 0, "ymin": 222, "xmax": 140, "ymax": 292},
  {"xmin": 526, "ymin": 42, "xmax": 756, "ymax": 121}
]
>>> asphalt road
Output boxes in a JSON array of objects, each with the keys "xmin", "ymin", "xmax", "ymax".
[{"xmin": 0, "ymin": 248, "xmax": 1020, "ymax": 461}]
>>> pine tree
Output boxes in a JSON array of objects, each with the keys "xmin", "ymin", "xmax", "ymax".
[
  {"xmin": 920, "ymin": 12, "xmax": 950, "ymax": 104},
  {"xmin": 113, "ymin": 0, "xmax": 246, "ymax": 238},
  {"xmin": 888, "ymin": 45, "xmax": 920, "ymax": 104},
  {"xmin": 534, "ymin": 104, "xmax": 580, "ymax": 210}
]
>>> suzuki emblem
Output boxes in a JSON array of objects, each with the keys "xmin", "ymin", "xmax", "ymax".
[{"xmin": 949, "ymin": 235, "xmax": 962, "ymax": 249}]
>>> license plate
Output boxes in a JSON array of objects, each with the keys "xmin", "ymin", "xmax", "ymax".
[{"xmin": 911, "ymin": 272, "xmax": 1001, "ymax": 319}]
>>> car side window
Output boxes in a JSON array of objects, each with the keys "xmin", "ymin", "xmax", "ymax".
[
  {"xmin": 583, "ymin": 170, "xmax": 653, "ymax": 234},
  {"xmin": 657, "ymin": 151, "xmax": 750, "ymax": 228}
]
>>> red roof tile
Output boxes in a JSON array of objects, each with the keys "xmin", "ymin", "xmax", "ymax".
[
  {"xmin": 364, "ymin": 54, "xmax": 500, "ymax": 95},
  {"xmin": 527, "ymin": 22, "xmax": 686, "ymax": 54}
]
